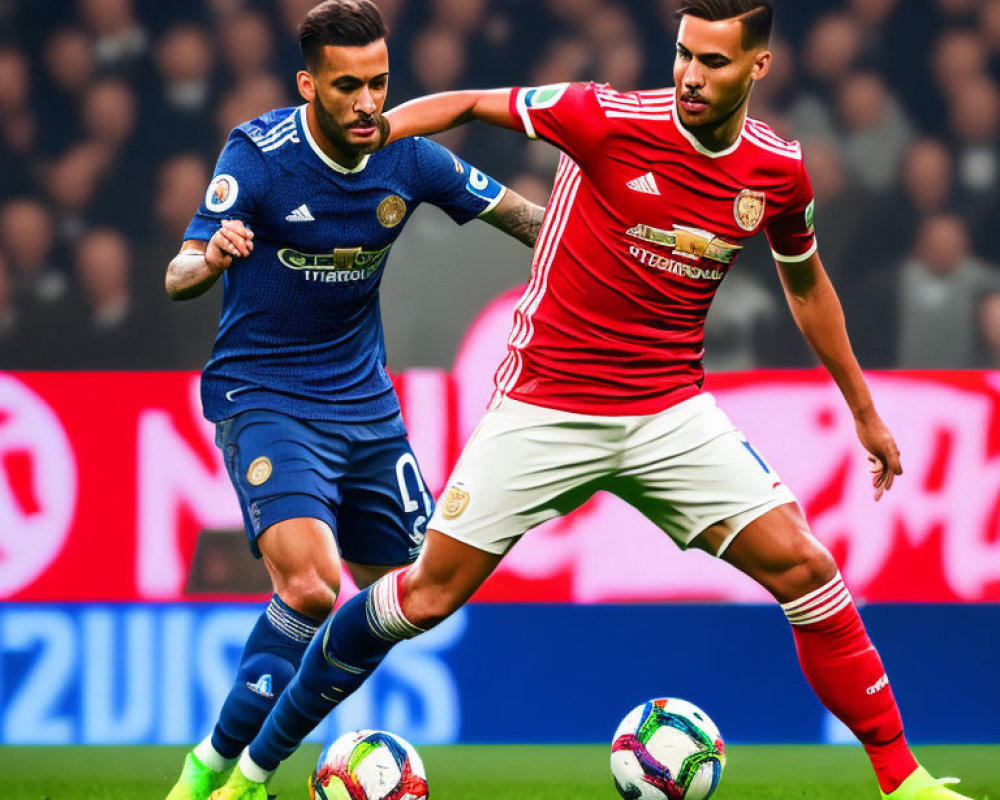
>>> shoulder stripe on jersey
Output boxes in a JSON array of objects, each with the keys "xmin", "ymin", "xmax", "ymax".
[
  {"xmin": 743, "ymin": 129, "xmax": 802, "ymax": 160},
  {"xmin": 260, "ymin": 130, "xmax": 300, "ymax": 152},
  {"xmin": 251, "ymin": 115, "xmax": 297, "ymax": 147},
  {"xmin": 745, "ymin": 119, "xmax": 800, "ymax": 152},
  {"xmin": 606, "ymin": 111, "xmax": 672, "ymax": 121},
  {"xmin": 492, "ymin": 156, "xmax": 582, "ymax": 405},
  {"xmin": 599, "ymin": 99, "xmax": 674, "ymax": 113}
]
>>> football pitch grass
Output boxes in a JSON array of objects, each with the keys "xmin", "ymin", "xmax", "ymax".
[{"xmin": 0, "ymin": 744, "xmax": 995, "ymax": 800}]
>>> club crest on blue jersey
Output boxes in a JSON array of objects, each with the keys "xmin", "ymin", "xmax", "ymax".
[
  {"xmin": 206, "ymin": 174, "xmax": 239, "ymax": 212},
  {"xmin": 377, "ymin": 195, "xmax": 406, "ymax": 227}
]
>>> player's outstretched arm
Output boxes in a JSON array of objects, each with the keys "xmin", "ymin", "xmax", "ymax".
[
  {"xmin": 165, "ymin": 219, "xmax": 254, "ymax": 301},
  {"xmin": 384, "ymin": 89, "xmax": 519, "ymax": 144},
  {"xmin": 479, "ymin": 189, "xmax": 546, "ymax": 248},
  {"xmin": 776, "ymin": 252, "xmax": 902, "ymax": 500}
]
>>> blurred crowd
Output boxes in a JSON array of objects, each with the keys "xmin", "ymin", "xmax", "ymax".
[{"xmin": 1, "ymin": 0, "xmax": 1000, "ymax": 370}]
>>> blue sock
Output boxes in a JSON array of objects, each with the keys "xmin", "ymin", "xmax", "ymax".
[
  {"xmin": 247, "ymin": 571, "xmax": 422, "ymax": 773},
  {"xmin": 210, "ymin": 595, "xmax": 322, "ymax": 759}
]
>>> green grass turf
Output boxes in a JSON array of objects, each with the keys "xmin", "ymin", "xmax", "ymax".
[{"xmin": 0, "ymin": 744, "xmax": 994, "ymax": 800}]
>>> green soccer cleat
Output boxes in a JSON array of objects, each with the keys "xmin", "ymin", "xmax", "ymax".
[
  {"xmin": 165, "ymin": 752, "xmax": 231, "ymax": 800},
  {"xmin": 207, "ymin": 765, "xmax": 269, "ymax": 800},
  {"xmin": 882, "ymin": 766, "xmax": 978, "ymax": 800}
]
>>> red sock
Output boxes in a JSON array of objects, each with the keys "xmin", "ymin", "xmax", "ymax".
[{"xmin": 782, "ymin": 573, "xmax": 918, "ymax": 793}]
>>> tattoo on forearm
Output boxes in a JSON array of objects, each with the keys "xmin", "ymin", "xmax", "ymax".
[{"xmin": 500, "ymin": 199, "xmax": 546, "ymax": 247}]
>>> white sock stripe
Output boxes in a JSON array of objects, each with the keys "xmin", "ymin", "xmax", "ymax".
[
  {"xmin": 784, "ymin": 585, "xmax": 851, "ymax": 624},
  {"xmin": 786, "ymin": 591, "xmax": 854, "ymax": 626},
  {"xmin": 783, "ymin": 582, "xmax": 849, "ymax": 619},
  {"xmin": 365, "ymin": 571, "xmax": 424, "ymax": 642},
  {"xmin": 266, "ymin": 598, "xmax": 321, "ymax": 643},
  {"xmin": 781, "ymin": 572, "xmax": 844, "ymax": 613}
]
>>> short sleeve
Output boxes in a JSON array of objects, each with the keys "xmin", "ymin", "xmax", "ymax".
[
  {"xmin": 413, "ymin": 137, "xmax": 506, "ymax": 225},
  {"xmin": 765, "ymin": 157, "xmax": 818, "ymax": 263},
  {"xmin": 184, "ymin": 131, "xmax": 270, "ymax": 242},
  {"xmin": 509, "ymin": 82, "xmax": 609, "ymax": 166}
]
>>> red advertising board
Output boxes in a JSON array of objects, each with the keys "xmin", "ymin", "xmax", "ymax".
[{"xmin": 2, "ymin": 292, "xmax": 998, "ymax": 602}]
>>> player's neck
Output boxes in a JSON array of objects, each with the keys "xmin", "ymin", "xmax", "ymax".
[
  {"xmin": 305, "ymin": 104, "xmax": 366, "ymax": 170},
  {"xmin": 682, "ymin": 104, "xmax": 747, "ymax": 153}
]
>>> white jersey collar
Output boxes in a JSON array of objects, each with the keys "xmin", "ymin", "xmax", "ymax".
[
  {"xmin": 298, "ymin": 105, "xmax": 371, "ymax": 174},
  {"xmin": 671, "ymin": 97, "xmax": 743, "ymax": 159}
]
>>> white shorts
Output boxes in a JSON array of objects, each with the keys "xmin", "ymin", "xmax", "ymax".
[{"xmin": 429, "ymin": 393, "xmax": 796, "ymax": 556}]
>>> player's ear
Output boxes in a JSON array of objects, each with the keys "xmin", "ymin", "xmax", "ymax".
[
  {"xmin": 297, "ymin": 69, "xmax": 316, "ymax": 103},
  {"xmin": 750, "ymin": 49, "xmax": 771, "ymax": 82}
]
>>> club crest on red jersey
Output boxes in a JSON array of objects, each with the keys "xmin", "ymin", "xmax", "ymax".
[{"xmin": 733, "ymin": 189, "xmax": 766, "ymax": 231}]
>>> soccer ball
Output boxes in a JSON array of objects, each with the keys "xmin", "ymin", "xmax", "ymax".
[
  {"xmin": 610, "ymin": 698, "xmax": 725, "ymax": 800},
  {"xmin": 310, "ymin": 729, "xmax": 429, "ymax": 800}
]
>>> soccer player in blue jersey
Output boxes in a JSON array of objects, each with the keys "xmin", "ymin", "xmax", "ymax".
[{"xmin": 161, "ymin": 3, "xmax": 544, "ymax": 799}]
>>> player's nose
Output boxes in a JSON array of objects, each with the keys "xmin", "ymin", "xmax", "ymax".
[
  {"xmin": 683, "ymin": 62, "xmax": 705, "ymax": 89},
  {"xmin": 356, "ymin": 87, "xmax": 377, "ymax": 114}
]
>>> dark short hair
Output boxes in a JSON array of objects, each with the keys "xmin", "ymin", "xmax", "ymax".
[
  {"xmin": 299, "ymin": 0, "xmax": 388, "ymax": 71},
  {"xmin": 675, "ymin": 0, "xmax": 773, "ymax": 49}
]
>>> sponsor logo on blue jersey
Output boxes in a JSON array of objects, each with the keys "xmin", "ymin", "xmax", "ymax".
[{"xmin": 277, "ymin": 245, "xmax": 391, "ymax": 283}]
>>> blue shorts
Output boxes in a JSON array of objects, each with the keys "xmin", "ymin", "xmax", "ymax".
[{"xmin": 215, "ymin": 410, "xmax": 433, "ymax": 565}]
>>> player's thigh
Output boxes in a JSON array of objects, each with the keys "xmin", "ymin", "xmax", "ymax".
[
  {"xmin": 400, "ymin": 529, "xmax": 506, "ymax": 626},
  {"xmin": 710, "ymin": 502, "xmax": 837, "ymax": 603},
  {"xmin": 258, "ymin": 516, "xmax": 342, "ymax": 605},
  {"xmin": 215, "ymin": 410, "xmax": 345, "ymax": 558},
  {"xmin": 428, "ymin": 397, "xmax": 619, "ymax": 555},
  {"xmin": 611, "ymin": 394, "xmax": 796, "ymax": 554},
  {"xmin": 343, "ymin": 560, "xmax": 399, "ymax": 589},
  {"xmin": 337, "ymin": 433, "xmax": 435, "ymax": 569}
]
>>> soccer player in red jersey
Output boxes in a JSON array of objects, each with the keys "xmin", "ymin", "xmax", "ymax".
[{"xmin": 209, "ymin": 3, "xmax": 977, "ymax": 799}]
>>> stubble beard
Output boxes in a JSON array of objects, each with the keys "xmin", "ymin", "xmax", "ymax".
[
  {"xmin": 679, "ymin": 79, "xmax": 754, "ymax": 133},
  {"xmin": 313, "ymin": 94, "xmax": 381, "ymax": 159}
]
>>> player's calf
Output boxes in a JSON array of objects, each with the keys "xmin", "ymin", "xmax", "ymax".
[{"xmin": 240, "ymin": 569, "xmax": 424, "ymax": 780}]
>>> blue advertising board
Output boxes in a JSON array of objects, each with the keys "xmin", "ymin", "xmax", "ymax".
[{"xmin": 0, "ymin": 603, "xmax": 995, "ymax": 745}]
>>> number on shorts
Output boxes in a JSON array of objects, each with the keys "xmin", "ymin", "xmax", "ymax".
[{"xmin": 395, "ymin": 453, "xmax": 432, "ymax": 515}]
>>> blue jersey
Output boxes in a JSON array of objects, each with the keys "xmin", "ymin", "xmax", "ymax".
[{"xmin": 185, "ymin": 105, "xmax": 505, "ymax": 424}]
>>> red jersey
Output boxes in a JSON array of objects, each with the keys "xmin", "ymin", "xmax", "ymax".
[{"xmin": 492, "ymin": 82, "xmax": 817, "ymax": 416}]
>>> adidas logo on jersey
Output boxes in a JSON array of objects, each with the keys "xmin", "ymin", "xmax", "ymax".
[
  {"xmin": 285, "ymin": 204, "xmax": 315, "ymax": 222},
  {"xmin": 626, "ymin": 172, "xmax": 661, "ymax": 196}
]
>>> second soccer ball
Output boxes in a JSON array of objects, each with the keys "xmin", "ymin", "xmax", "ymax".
[{"xmin": 610, "ymin": 697, "xmax": 726, "ymax": 800}]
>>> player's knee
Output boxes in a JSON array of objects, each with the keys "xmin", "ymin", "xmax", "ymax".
[
  {"xmin": 399, "ymin": 582, "xmax": 462, "ymax": 630},
  {"xmin": 781, "ymin": 537, "xmax": 837, "ymax": 599},
  {"xmin": 280, "ymin": 571, "xmax": 339, "ymax": 620}
]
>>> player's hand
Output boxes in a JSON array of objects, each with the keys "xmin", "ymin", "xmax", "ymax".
[
  {"xmin": 854, "ymin": 411, "xmax": 902, "ymax": 501},
  {"xmin": 205, "ymin": 219, "xmax": 254, "ymax": 274}
]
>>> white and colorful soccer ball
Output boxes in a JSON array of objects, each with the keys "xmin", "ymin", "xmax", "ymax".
[
  {"xmin": 610, "ymin": 698, "xmax": 726, "ymax": 800},
  {"xmin": 310, "ymin": 729, "xmax": 429, "ymax": 800}
]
